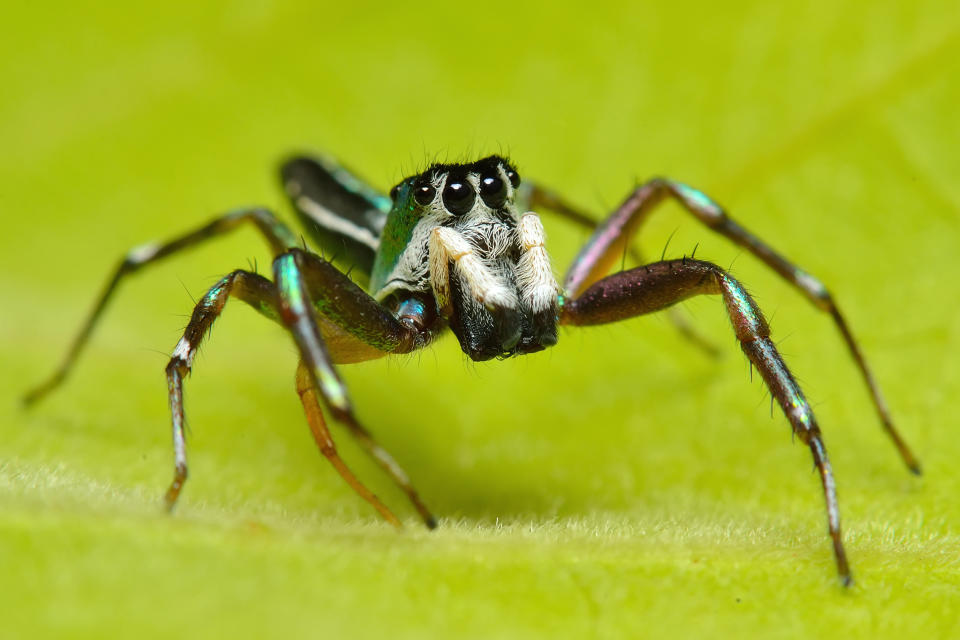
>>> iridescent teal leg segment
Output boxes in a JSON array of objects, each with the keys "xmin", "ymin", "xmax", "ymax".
[
  {"xmin": 561, "ymin": 178, "xmax": 918, "ymax": 474},
  {"xmin": 273, "ymin": 249, "xmax": 438, "ymax": 528},
  {"xmin": 24, "ymin": 207, "xmax": 298, "ymax": 406},
  {"xmin": 560, "ymin": 258, "xmax": 852, "ymax": 586},
  {"xmin": 164, "ymin": 269, "xmax": 279, "ymax": 508}
]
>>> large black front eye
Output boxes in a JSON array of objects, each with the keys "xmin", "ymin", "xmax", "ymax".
[
  {"xmin": 414, "ymin": 183, "xmax": 436, "ymax": 206},
  {"xmin": 443, "ymin": 178, "xmax": 475, "ymax": 215},
  {"xmin": 389, "ymin": 184, "xmax": 399, "ymax": 200},
  {"xmin": 478, "ymin": 173, "xmax": 507, "ymax": 208}
]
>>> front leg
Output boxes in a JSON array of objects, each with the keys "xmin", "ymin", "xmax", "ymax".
[
  {"xmin": 164, "ymin": 268, "xmax": 405, "ymax": 525},
  {"xmin": 561, "ymin": 259, "xmax": 851, "ymax": 585},
  {"xmin": 559, "ymin": 178, "xmax": 918, "ymax": 474},
  {"xmin": 518, "ymin": 181, "xmax": 719, "ymax": 356},
  {"xmin": 164, "ymin": 269, "xmax": 281, "ymax": 508}
]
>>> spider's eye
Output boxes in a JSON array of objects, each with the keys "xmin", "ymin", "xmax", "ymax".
[
  {"xmin": 414, "ymin": 183, "xmax": 436, "ymax": 206},
  {"xmin": 505, "ymin": 168, "xmax": 520, "ymax": 189},
  {"xmin": 478, "ymin": 173, "xmax": 507, "ymax": 209},
  {"xmin": 389, "ymin": 184, "xmax": 399, "ymax": 200},
  {"xmin": 442, "ymin": 178, "xmax": 475, "ymax": 215}
]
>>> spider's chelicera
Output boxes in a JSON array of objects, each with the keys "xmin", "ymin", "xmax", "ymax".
[{"xmin": 25, "ymin": 152, "xmax": 920, "ymax": 586}]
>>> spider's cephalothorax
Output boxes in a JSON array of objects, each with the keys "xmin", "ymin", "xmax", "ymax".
[
  {"xmin": 372, "ymin": 156, "xmax": 558, "ymax": 360},
  {"xmin": 26, "ymin": 150, "xmax": 922, "ymax": 586}
]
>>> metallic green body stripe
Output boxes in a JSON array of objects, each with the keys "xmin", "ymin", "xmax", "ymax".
[{"xmin": 369, "ymin": 181, "xmax": 418, "ymax": 295}]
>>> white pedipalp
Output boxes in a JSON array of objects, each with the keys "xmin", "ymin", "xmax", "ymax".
[
  {"xmin": 376, "ymin": 158, "xmax": 551, "ymax": 327},
  {"xmin": 429, "ymin": 226, "xmax": 518, "ymax": 314},
  {"xmin": 515, "ymin": 212, "xmax": 559, "ymax": 314}
]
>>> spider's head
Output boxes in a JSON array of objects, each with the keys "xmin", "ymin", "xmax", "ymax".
[{"xmin": 371, "ymin": 156, "xmax": 558, "ymax": 360}]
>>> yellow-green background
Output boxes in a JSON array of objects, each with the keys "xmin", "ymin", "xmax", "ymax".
[{"xmin": 2, "ymin": 2, "xmax": 958, "ymax": 638}]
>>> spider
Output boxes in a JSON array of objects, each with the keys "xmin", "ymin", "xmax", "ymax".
[{"xmin": 25, "ymin": 152, "xmax": 919, "ymax": 586}]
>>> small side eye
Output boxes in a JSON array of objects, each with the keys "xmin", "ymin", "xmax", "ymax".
[
  {"xmin": 443, "ymin": 179, "xmax": 476, "ymax": 215},
  {"xmin": 504, "ymin": 168, "xmax": 520, "ymax": 188},
  {"xmin": 478, "ymin": 173, "xmax": 507, "ymax": 208},
  {"xmin": 389, "ymin": 184, "xmax": 399, "ymax": 200},
  {"xmin": 414, "ymin": 184, "xmax": 436, "ymax": 206}
]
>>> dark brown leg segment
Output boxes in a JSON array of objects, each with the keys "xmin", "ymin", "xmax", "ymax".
[
  {"xmin": 561, "ymin": 259, "xmax": 852, "ymax": 585},
  {"xmin": 25, "ymin": 208, "xmax": 298, "ymax": 406},
  {"xmin": 559, "ymin": 179, "xmax": 917, "ymax": 474}
]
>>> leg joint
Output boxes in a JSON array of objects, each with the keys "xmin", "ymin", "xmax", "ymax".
[
  {"xmin": 122, "ymin": 242, "xmax": 161, "ymax": 271},
  {"xmin": 165, "ymin": 357, "xmax": 190, "ymax": 379},
  {"xmin": 794, "ymin": 270, "xmax": 835, "ymax": 309}
]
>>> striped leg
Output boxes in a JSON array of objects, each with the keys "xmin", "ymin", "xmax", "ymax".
[
  {"xmin": 561, "ymin": 259, "xmax": 851, "ymax": 585},
  {"xmin": 274, "ymin": 249, "xmax": 438, "ymax": 528},
  {"xmin": 163, "ymin": 268, "xmax": 403, "ymax": 526},
  {"xmin": 559, "ymin": 179, "xmax": 918, "ymax": 474},
  {"xmin": 164, "ymin": 269, "xmax": 279, "ymax": 508},
  {"xmin": 25, "ymin": 208, "xmax": 298, "ymax": 405}
]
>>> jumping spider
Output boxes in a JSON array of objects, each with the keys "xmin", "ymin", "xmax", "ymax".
[{"xmin": 26, "ymin": 152, "xmax": 920, "ymax": 586}]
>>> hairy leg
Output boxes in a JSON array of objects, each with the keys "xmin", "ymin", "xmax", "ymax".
[
  {"xmin": 561, "ymin": 258, "xmax": 852, "ymax": 585},
  {"xmin": 519, "ymin": 181, "xmax": 718, "ymax": 355},
  {"xmin": 163, "ymin": 269, "xmax": 279, "ymax": 508},
  {"xmin": 558, "ymin": 179, "xmax": 917, "ymax": 474},
  {"xmin": 164, "ymin": 267, "xmax": 413, "ymax": 527}
]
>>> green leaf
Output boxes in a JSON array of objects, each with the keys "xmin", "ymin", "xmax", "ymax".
[{"xmin": 3, "ymin": 1, "xmax": 958, "ymax": 638}]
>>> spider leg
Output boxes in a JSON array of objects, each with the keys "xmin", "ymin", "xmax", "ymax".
[
  {"xmin": 295, "ymin": 360, "xmax": 401, "ymax": 527},
  {"xmin": 561, "ymin": 259, "xmax": 852, "ymax": 586},
  {"xmin": 518, "ymin": 181, "xmax": 719, "ymax": 356},
  {"xmin": 164, "ymin": 269, "xmax": 276, "ymax": 508},
  {"xmin": 24, "ymin": 208, "xmax": 299, "ymax": 406},
  {"xmin": 273, "ymin": 248, "xmax": 438, "ymax": 528},
  {"xmin": 558, "ymin": 178, "xmax": 918, "ymax": 474},
  {"xmin": 163, "ymin": 268, "xmax": 402, "ymax": 526}
]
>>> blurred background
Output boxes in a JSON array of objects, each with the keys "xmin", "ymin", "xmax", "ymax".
[{"xmin": 2, "ymin": 1, "xmax": 958, "ymax": 638}]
